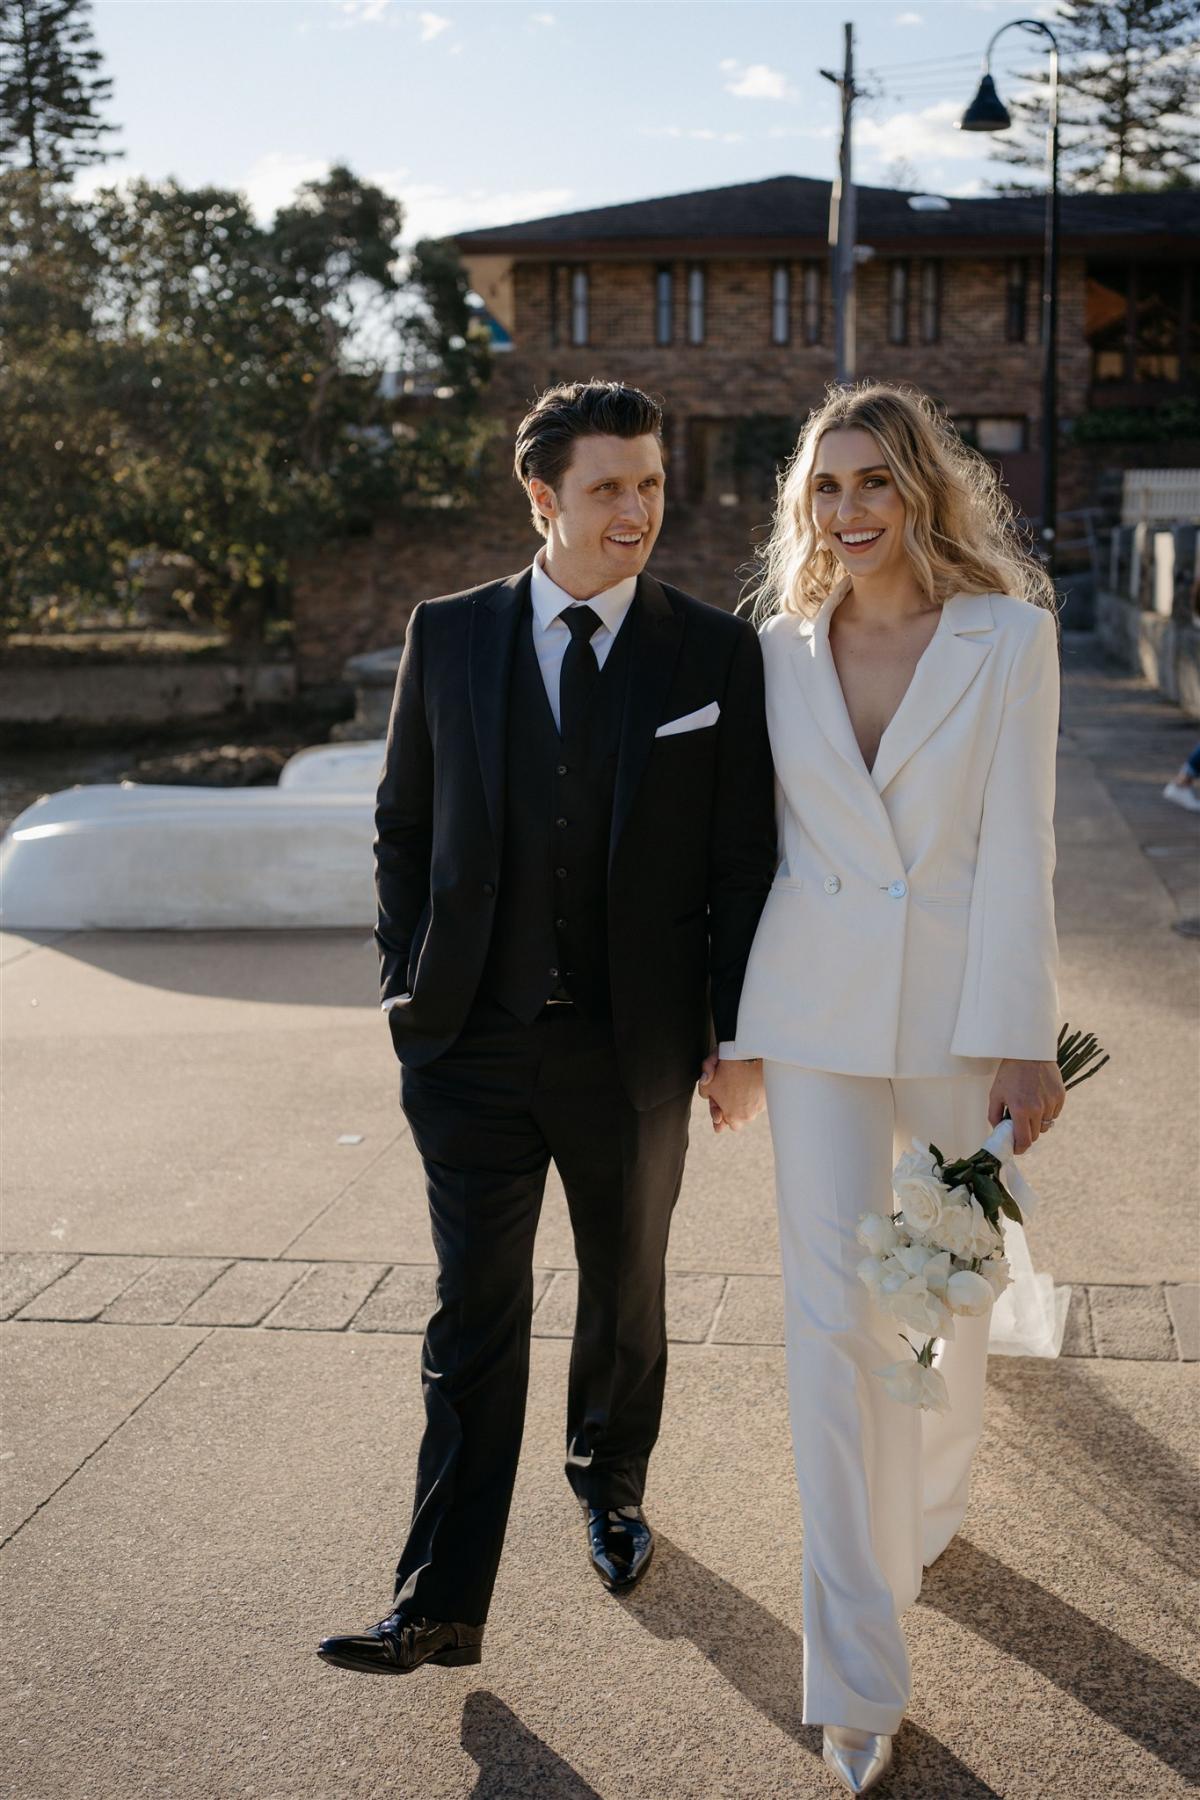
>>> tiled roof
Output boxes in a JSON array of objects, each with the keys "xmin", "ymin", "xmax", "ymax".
[{"xmin": 455, "ymin": 175, "xmax": 1200, "ymax": 254}]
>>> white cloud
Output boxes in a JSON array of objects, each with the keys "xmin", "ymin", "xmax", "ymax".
[
  {"xmin": 367, "ymin": 172, "xmax": 574, "ymax": 242},
  {"xmin": 896, "ymin": 10, "xmax": 924, "ymax": 23},
  {"xmin": 418, "ymin": 10, "xmax": 452, "ymax": 41},
  {"xmin": 529, "ymin": 10, "xmax": 555, "ymax": 24},
  {"xmin": 241, "ymin": 151, "xmax": 333, "ymax": 222},
  {"xmin": 767, "ymin": 124, "xmax": 837, "ymax": 141},
  {"xmin": 71, "ymin": 164, "xmax": 145, "ymax": 205},
  {"xmin": 720, "ymin": 59, "xmax": 795, "ymax": 102},
  {"xmin": 339, "ymin": 0, "xmax": 392, "ymax": 23},
  {"xmin": 856, "ymin": 99, "xmax": 984, "ymax": 173},
  {"xmin": 641, "ymin": 125, "xmax": 745, "ymax": 144}
]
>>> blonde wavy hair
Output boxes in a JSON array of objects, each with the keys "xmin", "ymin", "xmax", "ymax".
[{"xmin": 745, "ymin": 381, "xmax": 1057, "ymax": 624}]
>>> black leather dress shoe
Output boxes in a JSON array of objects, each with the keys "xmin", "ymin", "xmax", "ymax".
[
  {"xmin": 584, "ymin": 1504, "xmax": 654, "ymax": 1591},
  {"xmin": 317, "ymin": 1606, "xmax": 483, "ymax": 1676}
]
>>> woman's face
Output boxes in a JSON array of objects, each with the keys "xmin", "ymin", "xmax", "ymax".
[{"xmin": 810, "ymin": 428, "xmax": 908, "ymax": 582}]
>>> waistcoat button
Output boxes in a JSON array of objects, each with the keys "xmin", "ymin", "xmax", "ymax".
[
  {"xmin": 824, "ymin": 875, "xmax": 841, "ymax": 895},
  {"xmin": 888, "ymin": 879, "xmax": 908, "ymax": 899}
]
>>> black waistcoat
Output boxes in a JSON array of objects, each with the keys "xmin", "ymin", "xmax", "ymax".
[{"xmin": 480, "ymin": 600, "xmax": 634, "ymax": 1022}]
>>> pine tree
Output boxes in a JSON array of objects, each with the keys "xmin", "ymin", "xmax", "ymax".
[
  {"xmin": 989, "ymin": 0, "xmax": 1199, "ymax": 192},
  {"xmin": 0, "ymin": 0, "xmax": 120, "ymax": 180}
]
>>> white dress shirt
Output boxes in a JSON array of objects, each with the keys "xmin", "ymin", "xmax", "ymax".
[
  {"xmin": 530, "ymin": 550, "xmax": 638, "ymax": 731},
  {"xmin": 382, "ymin": 557, "xmax": 638, "ymax": 1010}
]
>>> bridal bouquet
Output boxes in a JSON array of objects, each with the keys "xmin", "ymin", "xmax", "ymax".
[{"xmin": 857, "ymin": 1026, "xmax": 1109, "ymax": 1413}]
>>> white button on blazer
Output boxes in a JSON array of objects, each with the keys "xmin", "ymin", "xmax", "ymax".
[{"xmin": 725, "ymin": 579, "xmax": 1060, "ymax": 1077}]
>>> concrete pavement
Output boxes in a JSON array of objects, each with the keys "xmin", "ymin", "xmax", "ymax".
[{"xmin": 2, "ymin": 638, "xmax": 1197, "ymax": 1798}]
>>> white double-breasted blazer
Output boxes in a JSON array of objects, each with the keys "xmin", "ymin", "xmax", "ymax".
[{"xmin": 724, "ymin": 580, "xmax": 1060, "ymax": 1077}]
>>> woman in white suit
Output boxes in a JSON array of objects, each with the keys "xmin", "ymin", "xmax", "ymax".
[{"xmin": 718, "ymin": 383, "xmax": 1066, "ymax": 1793}]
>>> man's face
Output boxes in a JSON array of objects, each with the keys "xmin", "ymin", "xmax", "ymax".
[{"xmin": 530, "ymin": 432, "xmax": 666, "ymax": 594}]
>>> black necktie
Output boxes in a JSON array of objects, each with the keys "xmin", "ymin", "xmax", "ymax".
[{"xmin": 559, "ymin": 605, "xmax": 602, "ymax": 740}]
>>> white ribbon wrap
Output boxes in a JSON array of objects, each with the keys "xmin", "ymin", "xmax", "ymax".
[{"xmin": 979, "ymin": 1120, "xmax": 1071, "ymax": 1358}]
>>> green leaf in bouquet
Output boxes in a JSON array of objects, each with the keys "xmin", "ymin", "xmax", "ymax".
[
  {"xmin": 1056, "ymin": 1022, "xmax": 1109, "ymax": 1091},
  {"xmin": 973, "ymin": 1171, "xmax": 1008, "ymax": 1211},
  {"xmin": 998, "ymin": 1194, "xmax": 1025, "ymax": 1225}
]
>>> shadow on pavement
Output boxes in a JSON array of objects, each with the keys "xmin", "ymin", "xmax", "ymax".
[
  {"xmin": 989, "ymin": 1361, "xmax": 1197, "ymax": 1578},
  {"xmin": 461, "ymin": 1691, "xmax": 604, "ymax": 1799},
  {"xmin": 10, "ymin": 927, "xmax": 380, "ymax": 1005},
  {"xmin": 621, "ymin": 1536, "xmax": 1001, "ymax": 1798},
  {"xmin": 922, "ymin": 1539, "xmax": 1200, "ymax": 1785}
]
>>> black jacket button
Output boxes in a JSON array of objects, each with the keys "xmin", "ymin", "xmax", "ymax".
[{"xmin": 482, "ymin": 882, "xmax": 495, "ymax": 897}]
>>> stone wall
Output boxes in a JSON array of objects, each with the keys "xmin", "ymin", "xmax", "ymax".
[
  {"xmin": 0, "ymin": 657, "xmax": 297, "ymax": 736},
  {"xmin": 1096, "ymin": 523, "xmax": 1200, "ymax": 718}
]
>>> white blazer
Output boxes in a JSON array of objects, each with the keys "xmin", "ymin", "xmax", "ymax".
[{"xmin": 724, "ymin": 580, "xmax": 1060, "ymax": 1077}]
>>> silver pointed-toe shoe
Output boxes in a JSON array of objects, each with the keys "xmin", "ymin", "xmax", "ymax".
[{"xmin": 822, "ymin": 1726, "xmax": 894, "ymax": 1794}]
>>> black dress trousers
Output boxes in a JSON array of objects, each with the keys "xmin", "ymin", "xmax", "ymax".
[{"xmin": 392, "ymin": 997, "xmax": 692, "ymax": 1627}]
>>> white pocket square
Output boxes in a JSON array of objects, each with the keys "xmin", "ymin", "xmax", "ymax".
[{"xmin": 655, "ymin": 701, "xmax": 720, "ymax": 738}]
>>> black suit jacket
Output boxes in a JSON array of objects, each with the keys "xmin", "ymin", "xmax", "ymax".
[{"xmin": 374, "ymin": 565, "xmax": 776, "ymax": 1110}]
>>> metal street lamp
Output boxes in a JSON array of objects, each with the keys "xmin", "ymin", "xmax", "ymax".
[{"xmin": 960, "ymin": 20, "xmax": 1060, "ymax": 577}]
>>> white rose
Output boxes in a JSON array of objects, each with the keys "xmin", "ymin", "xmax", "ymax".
[
  {"xmin": 875, "ymin": 1357, "xmax": 952, "ymax": 1414},
  {"xmin": 895, "ymin": 1173, "xmax": 947, "ymax": 1238},
  {"xmin": 931, "ymin": 1194, "xmax": 1003, "ymax": 1261},
  {"xmin": 856, "ymin": 1211, "xmax": 900, "ymax": 1256},
  {"xmin": 979, "ymin": 1255, "xmax": 1012, "ymax": 1299},
  {"xmin": 893, "ymin": 1141, "xmax": 939, "ymax": 1184},
  {"xmin": 966, "ymin": 1205, "xmax": 1005, "ymax": 1260},
  {"xmin": 945, "ymin": 1269, "xmax": 996, "ymax": 1316},
  {"xmin": 857, "ymin": 1255, "xmax": 886, "ymax": 1293},
  {"xmin": 895, "ymin": 1243, "xmax": 937, "ymax": 1277},
  {"xmin": 880, "ymin": 1265, "xmax": 911, "ymax": 1295},
  {"xmin": 879, "ymin": 1278, "xmax": 955, "ymax": 1339},
  {"xmin": 920, "ymin": 1250, "xmax": 953, "ymax": 1296}
]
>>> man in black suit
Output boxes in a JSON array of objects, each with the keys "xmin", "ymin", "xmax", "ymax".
[{"xmin": 318, "ymin": 380, "xmax": 775, "ymax": 1677}]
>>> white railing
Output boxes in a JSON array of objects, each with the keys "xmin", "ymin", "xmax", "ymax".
[{"xmin": 1121, "ymin": 469, "xmax": 1200, "ymax": 526}]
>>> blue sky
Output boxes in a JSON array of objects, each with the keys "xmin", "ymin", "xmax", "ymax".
[{"xmin": 84, "ymin": 1, "xmax": 1060, "ymax": 237}]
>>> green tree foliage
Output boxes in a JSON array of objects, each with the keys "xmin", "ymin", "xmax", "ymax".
[
  {"xmin": 0, "ymin": 166, "xmax": 492, "ymax": 634},
  {"xmin": 0, "ymin": 0, "xmax": 119, "ymax": 178},
  {"xmin": 989, "ymin": 0, "xmax": 1200, "ymax": 192},
  {"xmin": 0, "ymin": 171, "xmax": 122, "ymax": 612}
]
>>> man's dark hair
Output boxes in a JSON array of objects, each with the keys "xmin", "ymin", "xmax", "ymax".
[{"xmin": 514, "ymin": 380, "xmax": 664, "ymax": 538}]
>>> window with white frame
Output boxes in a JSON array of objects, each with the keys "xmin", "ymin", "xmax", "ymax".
[
  {"xmin": 771, "ymin": 264, "xmax": 790, "ymax": 344},
  {"xmin": 687, "ymin": 266, "xmax": 706, "ymax": 344},
  {"xmin": 957, "ymin": 415, "xmax": 1027, "ymax": 454},
  {"xmin": 919, "ymin": 260, "xmax": 942, "ymax": 344},
  {"xmin": 802, "ymin": 262, "xmax": 821, "ymax": 345},
  {"xmin": 888, "ymin": 260, "xmax": 910, "ymax": 345},
  {"xmin": 1005, "ymin": 259, "xmax": 1028, "ymax": 343},
  {"xmin": 655, "ymin": 267, "xmax": 673, "ymax": 346},
  {"xmin": 570, "ymin": 266, "xmax": 589, "ymax": 346}
]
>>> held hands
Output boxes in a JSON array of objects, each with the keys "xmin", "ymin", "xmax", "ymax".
[
  {"xmin": 698, "ymin": 1052, "xmax": 766, "ymax": 1135},
  {"xmin": 987, "ymin": 1058, "xmax": 1066, "ymax": 1154}
]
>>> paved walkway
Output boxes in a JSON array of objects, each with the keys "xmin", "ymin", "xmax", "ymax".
[{"xmin": 2, "ymin": 638, "xmax": 1198, "ymax": 1798}]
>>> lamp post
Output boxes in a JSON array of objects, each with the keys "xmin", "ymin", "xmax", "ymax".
[{"xmin": 960, "ymin": 19, "xmax": 1060, "ymax": 578}]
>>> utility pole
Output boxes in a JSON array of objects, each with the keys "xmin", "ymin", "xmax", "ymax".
[{"xmin": 821, "ymin": 24, "xmax": 861, "ymax": 385}]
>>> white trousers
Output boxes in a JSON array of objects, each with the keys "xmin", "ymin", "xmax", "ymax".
[{"xmin": 765, "ymin": 1062, "xmax": 997, "ymax": 1736}]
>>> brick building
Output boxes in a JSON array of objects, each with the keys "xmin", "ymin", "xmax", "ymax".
[{"xmin": 293, "ymin": 175, "xmax": 1199, "ymax": 683}]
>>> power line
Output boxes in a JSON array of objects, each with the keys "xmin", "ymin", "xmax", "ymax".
[
  {"xmin": 859, "ymin": 49, "xmax": 991, "ymax": 75},
  {"xmin": 863, "ymin": 50, "xmax": 1043, "ymax": 80}
]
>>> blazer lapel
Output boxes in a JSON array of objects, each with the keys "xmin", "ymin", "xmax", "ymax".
[
  {"xmin": 870, "ymin": 591, "xmax": 995, "ymax": 794},
  {"xmin": 791, "ymin": 582, "xmax": 873, "ymax": 784},
  {"xmin": 468, "ymin": 567, "xmax": 530, "ymax": 853},
  {"xmin": 609, "ymin": 573, "xmax": 685, "ymax": 863}
]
